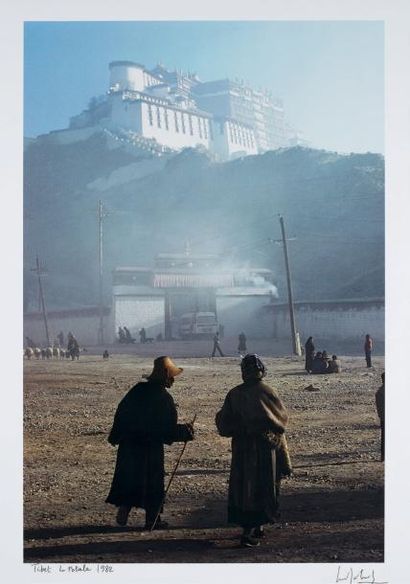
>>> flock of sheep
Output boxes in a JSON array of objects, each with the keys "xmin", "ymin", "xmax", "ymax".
[{"xmin": 24, "ymin": 346, "xmax": 77, "ymax": 360}]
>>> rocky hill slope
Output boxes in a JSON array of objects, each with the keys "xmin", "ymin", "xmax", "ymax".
[{"xmin": 24, "ymin": 128, "xmax": 384, "ymax": 310}]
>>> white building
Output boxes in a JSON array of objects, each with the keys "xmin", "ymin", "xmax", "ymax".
[
  {"xmin": 69, "ymin": 60, "xmax": 292, "ymax": 160},
  {"xmin": 111, "ymin": 253, "xmax": 277, "ymax": 341}
]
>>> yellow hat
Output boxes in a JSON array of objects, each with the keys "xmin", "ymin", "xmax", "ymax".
[{"xmin": 148, "ymin": 356, "xmax": 183, "ymax": 381}]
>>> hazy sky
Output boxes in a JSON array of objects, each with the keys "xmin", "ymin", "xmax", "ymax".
[{"xmin": 24, "ymin": 20, "xmax": 384, "ymax": 153}]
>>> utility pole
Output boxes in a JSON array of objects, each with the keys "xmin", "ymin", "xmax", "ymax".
[
  {"xmin": 278, "ymin": 215, "xmax": 301, "ymax": 356},
  {"xmin": 31, "ymin": 256, "xmax": 50, "ymax": 347},
  {"xmin": 97, "ymin": 200, "xmax": 105, "ymax": 345}
]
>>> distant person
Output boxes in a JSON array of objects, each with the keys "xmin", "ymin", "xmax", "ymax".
[
  {"xmin": 123, "ymin": 326, "xmax": 136, "ymax": 343},
  {"xmin": 211, "ymin": 331, "xmax": 224, "ymax": 358},
  {"xmin": 106, "ymin": 356, "xmax": 194, "ymax": 529},
  {"xmin": 364, "ymin": 334, "xmax": 373, "ymax": 368},
  {"xmin": 25, "ymin": 336, "xmax": 35, "ymax": 348},
  {"xmin": 103, "ymin": 350, "xmax": 109, "ymax": 360},
  {"xmin": 311, "ymin": 352, "xmax": 328, "ymax": 374},
  {"xmin": 139, "ymin": 327, "xmax": 147, "ymax": 344},
  {"xmin": 156, "ymin": 333, "xmax": 163, "ymax": 342},
  {"xmin": 375, "ymin": 372, "xmax": 385, "ymax": 461},
  {"xmin": 215, "ymin": 354, "xmax": 291, "ymax": 547},
  {"xmin": 118, "ymin": 327, "xmax": 126, "ymax": 344},
  {"xmin": 327, "ymin": 355, "xmax": 342, "ymax": 373},
  {"xmin": 237, "ymin": 332, "xmax": 247, "ymax": 355},
  {"xmin": 67, "ymin": 334, "xmax": 80, "ymax": 360},
  {"xmin": 304, "ymin": 337, "xmax": 315, "ymax": 373},
  {"xmin": 57, "ymin": 331, "xmax": 65, "ymax": 347}
]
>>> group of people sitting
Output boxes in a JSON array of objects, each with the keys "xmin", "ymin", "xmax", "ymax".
[
  {"xmin": 310, "ymin": 351, "xmax": 341, "ymax": 374},
  {"xmin": 304, "ymin": 337, "xmax": 341, "ymax": 374}
]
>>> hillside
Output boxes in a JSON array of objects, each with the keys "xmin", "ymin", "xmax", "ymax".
[{"xmin": 23, "ymin": 128, "xmax": 384, "ymax": 310}]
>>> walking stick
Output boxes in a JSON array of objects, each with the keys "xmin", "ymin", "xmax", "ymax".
[{"xmin": 149, "ymin": 413, "xmax": 197, "ymax": 532}]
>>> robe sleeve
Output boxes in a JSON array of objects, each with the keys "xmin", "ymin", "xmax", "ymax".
[
  {"xmin": 107, "ymin": 406, "xmax": 122, "ymax": 445},
  {"xmin": 215, "ymin": 393, "xmax": 236, "ymax": 437}
]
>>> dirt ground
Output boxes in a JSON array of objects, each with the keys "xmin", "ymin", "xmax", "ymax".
[{"xmin": 23, "ymin": 345, "xmax": 384, "ymax": 564}]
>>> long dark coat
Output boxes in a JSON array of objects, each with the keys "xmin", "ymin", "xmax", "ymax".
[
  {"xmin": 304, "ymin": 338, "xmax": 315, "ymax": 372},
  {"xmin": 215, "ymin": 379, "xmax": 289, "ymax": 528},
  {"xmin": 106, "ymin": 380, "xmax": 181, "ymax": 513}
]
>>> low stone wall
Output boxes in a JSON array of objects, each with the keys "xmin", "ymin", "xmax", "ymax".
[
  {"xmin": 23, "ymin": 307, "xmax": 113, "ymax": 347},
  {"xmin": 269, "ymin": 299, "xmax": 384, "ymax": 343}
]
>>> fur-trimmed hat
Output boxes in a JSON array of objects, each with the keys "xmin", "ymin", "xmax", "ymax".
[{"xmin": 148, "ymin": 356, "xmax": 183, "ymax": 381}]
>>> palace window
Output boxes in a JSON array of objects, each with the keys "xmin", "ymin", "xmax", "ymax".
[
  {"xmin": 157, "ymin": 107, "xmax": 161, "ymax": 128},
  {"xmin": 188, "ymin": 115, "xmax": 194, "ymax": 135},
  {"xmin": 209, "ymin": 121, "xmax": 213, "ymax": 140},
  {"xmin": 233, "ymin": 125, "xmax": 238, "ymax": 144},
  {"xmin": 148, "ymin": 104, "xmax": 153, "ymax": 126},
  {"xmin": 174, "ymin": 111, "xmax": 179, "ymax": 132},
  {"xmin": 164, "ymin": 108, "xmax": 169, "ymax": 130},
  {"xmin": 198, "ymin": 117, "xmax": 203, "ymax": 138},
  {"xmin": 203, "ymin": 119, "xmax": 208, "ymax": 139},
  {"xmin": 181, "ymin": 113, "xmax": 186, "ymax": 134}
]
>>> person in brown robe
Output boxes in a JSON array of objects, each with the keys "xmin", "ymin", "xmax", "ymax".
[
  {"xmin": 106, "ymin": 356, "xmax": 194, "ymax": 529},
  {"xmin": 215, "ymin": 354, "xmax": 291, "ymax": 547}
]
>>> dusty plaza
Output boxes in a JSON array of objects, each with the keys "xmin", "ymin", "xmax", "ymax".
[{"xmin": 23, "ymin": 340, "xmax": 384, "ymax": 564}]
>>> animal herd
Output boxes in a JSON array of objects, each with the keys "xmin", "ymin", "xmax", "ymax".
[{"xmin": 24, "ymin": 346, "xmax": 73, "ymax": 360}]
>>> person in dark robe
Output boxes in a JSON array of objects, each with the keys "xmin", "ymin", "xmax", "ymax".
[
  {"xmin": 364, "ymin": 334, "xmax": 373, "ymax": 368},
  {"xmin": 237, "ymin": 332, "xmax": 247, "ymax": 355},
  {"xmin": 304, "ymin": 337, "xmax": 315, "ymax": 373},
  {"xmin": 311, "ymin": 352, "xmax": 328, "ymax": 374},
  {"xmin": 57, "ymin": 331, "xmax": 65, "ymax": 347},
  {"xmin": 375, "ymin": 372, "xmax": 385, "ymax": 462},
  {"xmin": 211, "ymin": 331, "xmax": 224, "ymax": 357},
  {"xmin": 139, "ymin": 327, "xmax": 147, "ymax": 344},
  {"xmin": 123, "ymin": 326, "xmax": 136, "ymax": 343},
  {"xmin": 106, "ymin": 356, "xmax": 194, "ymax": 529},
  {"xmin": 118, "ymin": 327, "xmax": 126, "ymax": 344},
  {"xmin": 215, "ymin": 354, "xmax": 290, "ymax": 547},
  {"xmin": 67, "ymin": 334, "xmax": 80, "ymax": 360}
]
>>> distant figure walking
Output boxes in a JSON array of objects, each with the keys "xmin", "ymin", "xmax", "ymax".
[
  {"xmin": 237, "ymin": 332, "xmax": 247, "ymax": 355},
  {"xmin": 304, "ymin": 337, "xmax": 315, "ymax": 373},
  {"xmin": 139, "ymin": 327, "xmax": 147, "ymax": 344},
  {"xmin": 103, "ymin": 350, "xmax": 109, "ymax": 360},
  {"xmin": 364, "ymin": 334, "xmax": 373, "ymax": 368},
  {"xmin": 67, "ymin": 333, "xmax": 80, "ymax": 360},
  {"xmin": 375, "ymin": 372, "xmax": 385, "ymax": 461},
  {"xmin": 211, "ymin": 331, "xmax": 224, "ymax": 357},
  {"xmin": 25, "ymin": 336, "xmax": 35, "ymax": 348}
]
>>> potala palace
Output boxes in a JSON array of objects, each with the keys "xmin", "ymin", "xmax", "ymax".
[{"xmin": 69, "ymin": 60, "xmax": 306, "ymax": 160}]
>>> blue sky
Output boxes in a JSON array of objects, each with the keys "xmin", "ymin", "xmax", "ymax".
[{"xmin": 24, "ymin": 20, "xmax": 384, "ymax": 153}]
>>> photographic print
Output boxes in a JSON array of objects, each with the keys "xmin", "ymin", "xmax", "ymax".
[{"xmin": 22, "ymin": 19, "xmax": 386, "ymax": 565}]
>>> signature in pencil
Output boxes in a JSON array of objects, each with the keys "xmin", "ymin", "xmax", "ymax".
[{"xmin": 335, "ymin": 566, "xmax": 388, "ymax": 584}]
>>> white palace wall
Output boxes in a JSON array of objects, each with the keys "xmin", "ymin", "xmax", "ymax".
[{"xmin": 139, "ymin": 102, "xmax": 211, "ymax": 151}]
